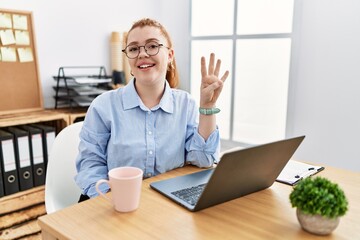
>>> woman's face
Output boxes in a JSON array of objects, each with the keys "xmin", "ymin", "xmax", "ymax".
[{"xmin": 126, "ymin": 26, "xmax": 173, "ymax": 86}]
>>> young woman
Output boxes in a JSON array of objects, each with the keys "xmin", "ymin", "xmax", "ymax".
[{"xmin": 75, "ymin": 18, "xmax": 229, "ymax": 200}]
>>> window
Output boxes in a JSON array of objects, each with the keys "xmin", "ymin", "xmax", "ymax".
[{"xmin": 190, "ymin": 0, "xmax": 294, "ymax": 144}]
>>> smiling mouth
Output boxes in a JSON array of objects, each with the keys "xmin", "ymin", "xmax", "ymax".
[{"xmin": 138, "ymin": 64, "xmax": 155, "ymax": 69}]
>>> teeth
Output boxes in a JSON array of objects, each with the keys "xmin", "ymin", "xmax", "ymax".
[{"xmin": 139, "ymin": 64, "xmax": 153, "ymax": 69}]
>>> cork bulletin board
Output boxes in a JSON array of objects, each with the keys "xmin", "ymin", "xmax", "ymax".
[{"xmin": 0, "ymin": 9, "xmax": 43, "ymax": 114}]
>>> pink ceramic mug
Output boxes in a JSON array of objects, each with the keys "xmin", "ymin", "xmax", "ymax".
[{"xmin": 95, "ymin": 167, "xmax": 143, "ymax": 212}]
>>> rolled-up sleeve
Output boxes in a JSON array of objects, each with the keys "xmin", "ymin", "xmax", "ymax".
[
  {"xmin": 184, "ymin": 98, "xmax": 220, "ymax": 167},
  {"xmin": 186, "ymin": 127, "xmax": 220, "ymax": 167}
]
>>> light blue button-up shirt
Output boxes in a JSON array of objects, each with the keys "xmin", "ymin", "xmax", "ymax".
[{"xmin": 75, "ymin": 79, "xmax": 220, "ymax": 198}]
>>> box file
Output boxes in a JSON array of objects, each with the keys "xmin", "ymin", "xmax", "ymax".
[
  {"xmin": 19, "ymin": 125, "xmax": 46, "ymax": 187},
  {"xmin": 5, "ymin": 127, "xmax": 34, "ymax": 191},
  {"xmin": 30, "ymin": 124, "xmax": 56, "ymax": 168},
  {"xmin": 0, "ymin": 129, "xmax": 20, "ymax": 195},
  {"xmin": 0, "ymin": 130, "xmax": 5, "ymax": 197},
  {"xmin": 0, "ymin": 148, "xmax": 4, "ymax": 197}
]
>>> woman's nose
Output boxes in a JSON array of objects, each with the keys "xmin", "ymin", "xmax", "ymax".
[{"xmin": 138, "ymin": 46, "xmax": 149, "ymax": 58}]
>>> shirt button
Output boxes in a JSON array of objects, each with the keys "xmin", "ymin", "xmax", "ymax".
[
  {"xmin": 149, "ymin": 150, "xmax": 153, "ymax": 155},
  {"xmin": 148, "ymin": 111, "xmax": 151, "ymax": 115},
  {"xmin": 148, "ymin": 131, "xmax": 152, "ymax": 135},
  {"xmin": 147, "ymin": 173, "xmax": 152, "ymax": 177}
]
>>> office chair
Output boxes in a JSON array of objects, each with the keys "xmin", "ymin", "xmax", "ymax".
[{"xmin": 45, "ymin": 121, "xmax": 83, "ymax": 214}]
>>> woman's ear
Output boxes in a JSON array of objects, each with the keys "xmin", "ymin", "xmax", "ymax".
[{"xmin": 168, "ymin": 48, "xmax": 174, "ymax": 63}]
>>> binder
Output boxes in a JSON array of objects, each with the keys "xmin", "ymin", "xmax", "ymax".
[
  {"xmin": 0, "ymin": 145, "xmax": 4, "ymax": 197},
  {"xmin": 0, "ymin": 130, "xmax": 5, "ymax": 197},
  {"xmin": 276, "ymin": 160, "xmax": 325, "ymax": 185},
  {"xmin": 19, "ymin": 125, "xmax": 46, "ymax": 187},
  {"xmin": 0, "ymin": 129, "xmax": 20, "ymax": 195},
  {"xmin": 5, "ymin": 127, "xmax": 34, "ymax": 191},
  {"xmin": 30, "ymin": 124, "xmax": 56, "ymax": 168}
]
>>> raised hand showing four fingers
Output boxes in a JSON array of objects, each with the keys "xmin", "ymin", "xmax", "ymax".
[{"xmin": 200, "ymin": 53, "xmax": 229, "ymax": 108}]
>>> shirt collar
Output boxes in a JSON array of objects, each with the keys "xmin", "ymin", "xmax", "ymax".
[
  {"xmin": 122, "ymin": 78, "xmax": 174, "ymax": 114},
  {"xmin": 159, "ymin": 81, "xmax": 174, "ymax": 114},
  {"xmin": 122, "ymin": 79, "xmax": 139, "ymax": 110}
]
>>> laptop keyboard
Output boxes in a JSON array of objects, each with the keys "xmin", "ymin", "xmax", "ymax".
[{"xmin": 171, "ymin": 183, "xmax": 206, "ymax": 206}]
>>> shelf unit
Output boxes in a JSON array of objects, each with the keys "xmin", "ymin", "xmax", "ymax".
[
  {"xmin": 0, "ymin": 109, "xmax": 68, "ymax": 130},
  {"xmin": 0, "ymin": 109, "xmax": 86, "ymax": 239},
  {"xmin": 53, "ymin": 66, "xmax": 112, "ymax": 109}
]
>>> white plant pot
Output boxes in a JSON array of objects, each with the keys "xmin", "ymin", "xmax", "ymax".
[{"xmin": 296, "ymin": 209, "xmax": 340, "ymax": 235}]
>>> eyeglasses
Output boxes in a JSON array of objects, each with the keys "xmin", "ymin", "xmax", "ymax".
[{"xmin": 122, "ymin": 41, "xmax": 169, "ymax": 59}]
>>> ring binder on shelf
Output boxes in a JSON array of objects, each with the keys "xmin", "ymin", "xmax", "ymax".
[
  {"xmin": 5, "ymin": 127, "xmax": 34, "ymax": 191},
  {"xmin": 0, "ymin": 149, "xmax": 4, "ymax": 197},
  {"xmin": 0, "ymin": 130, "xmax": 6, "ymax": 197},
  {"xmin": 0, "ymin": 129, "xmax": 20, "ymax": 195},
  {"xmin": 30, "ymin": 124, "xmax": 56, "ymax": 168},
  {"xmin": 19, "ymin": 125, "xmax": 46, "ymax": 187}
]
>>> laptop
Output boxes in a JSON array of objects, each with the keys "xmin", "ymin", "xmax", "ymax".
[{"xmin": 150, "ymin": 135, "xmax": 305, "ymax": 212}]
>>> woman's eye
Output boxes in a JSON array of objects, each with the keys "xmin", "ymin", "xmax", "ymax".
[
  {"xmin": 128, "ymin": 46, "xmax": 139, "ymax": 52},
  {"xmin": 147, "ymin": 43, "xmax": 158, "ymax": 49}
]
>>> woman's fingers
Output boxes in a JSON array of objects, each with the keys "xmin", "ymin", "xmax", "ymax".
[
  {"xmin": 205, "ymin": 80, "xmax": 222, "ymax": 91},
  {"xmin": 221, "ymin": 70, "xmax": 230, "ymax": 82},
  {"xmin": 214, "ymin": 59, "xmax": 221, "ymax": 77},
  {"xmin": 208, "ymin": 53, "xmax": 215, "ymax": 75},
  {"xmin": 201, "ymin": 56, "xmax": 207, "ymax": 78},
  {"xmin": 201, "ymin": 53, "xmax": 229, "ymax": 86}
]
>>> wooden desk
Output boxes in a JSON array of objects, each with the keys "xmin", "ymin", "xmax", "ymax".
[{"xmin": 38, "ymin": 165, "xmax": 360, "ymax": 240}]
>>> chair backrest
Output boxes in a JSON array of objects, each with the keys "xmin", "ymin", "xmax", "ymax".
[{"xmin": 45, "ymin": 121, "xmax": 83, "ymax": 214}]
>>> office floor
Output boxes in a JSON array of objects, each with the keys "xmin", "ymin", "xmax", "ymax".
[{"xmin": 220, "ymin": 139, "xmax": 245, "ymax": 152}]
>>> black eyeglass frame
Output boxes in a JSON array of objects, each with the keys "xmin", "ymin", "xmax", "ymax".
[{"xmin": 122, "ymin": 42, "xmax": 170, "ymax": 59}]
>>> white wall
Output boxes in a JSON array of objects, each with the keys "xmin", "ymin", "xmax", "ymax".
[
  {"xmin": 158, "ymin": 0, "xmax": 191, "ymax": 91},
  {"xmin": 287, "ymin": 0, "xmax": 360, "ymax": 171}
]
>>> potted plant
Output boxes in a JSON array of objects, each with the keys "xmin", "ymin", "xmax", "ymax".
[{"xmin": 289, "ymin": 176, "xmax": 348, "ymax": 235}]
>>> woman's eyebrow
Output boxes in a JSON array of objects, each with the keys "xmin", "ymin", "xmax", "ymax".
[
  {"xmin": 145, "ymin": 38, "xmax": 160, "ymax": 43},
  {"xmin": 126, "ymin": 41, "xmax": 139, "ymax": 46},
  {"xmin": 127, "ymin": 38, "xmax": 160, "ymax": 46}
]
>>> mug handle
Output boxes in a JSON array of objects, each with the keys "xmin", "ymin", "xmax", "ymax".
[{"xmin": 95, "ymin": 179, "xmax": 112, "ymax": 204}]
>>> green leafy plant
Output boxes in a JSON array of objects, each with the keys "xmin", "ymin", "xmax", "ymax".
[{"xmin": 290, "ymin": 176, "xmax": 348, "ymax": 218}]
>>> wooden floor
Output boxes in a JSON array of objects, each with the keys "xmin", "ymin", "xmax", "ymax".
[{"xmin": 0, "ymin": 186, "xmax": 45, "ymax": 240}]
